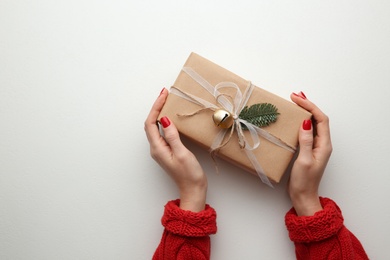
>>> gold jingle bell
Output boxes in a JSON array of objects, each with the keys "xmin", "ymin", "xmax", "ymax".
[{"xmin": 212, "ymin": 109, "xmax": 234, "ymax": 128}]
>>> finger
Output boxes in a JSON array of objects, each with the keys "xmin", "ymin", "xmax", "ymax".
[
  {"xmin": 296, "ymin": 119, "xmax": 314, "ymax": 165},
  {"xmin": 144, "ymin": 88, "xmax": 168, "ymax": 145},
  {"xmin": 290, "ymin": 93, "xmax": 331, "ymax": 145},
  {"xmin": 159, "ymin": 116, "xmax": 187, "ymax": 154}
]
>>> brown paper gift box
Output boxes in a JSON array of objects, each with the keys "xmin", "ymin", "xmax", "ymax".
[{"xmin": 159, "ymin": 53, "xmax": 311, "ymax": 184}]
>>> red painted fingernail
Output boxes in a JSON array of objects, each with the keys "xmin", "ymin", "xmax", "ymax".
[
  {"xmin": 292, "ymin": 92, "xmax": 302, "ymax": 98},
  {"xmin": 160, "ymin": 116, "xmax": 171, "ymax": 128},
  {"xmin": 293, "ymin": 91, "xmax": 307, "ymax": 99},
  {"xmin": 299, "ymin": 91, "xmax": 307, "ymax": 99},
  {"xmin": 159, "ymin": 88, "xmax": 166, "ymax": 96},
  {"xmin": 303, "ymin": 119, "xmax": 312, "ymax": 130}
]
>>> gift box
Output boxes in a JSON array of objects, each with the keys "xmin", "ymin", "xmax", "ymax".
[{"xmin": 159, "ymin": 53, "xmax": 311, "ymax": 185}]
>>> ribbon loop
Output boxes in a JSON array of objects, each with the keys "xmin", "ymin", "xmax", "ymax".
[{"xmin": 171, "ymin": 67, "xmax": 296, "ymax": 187}]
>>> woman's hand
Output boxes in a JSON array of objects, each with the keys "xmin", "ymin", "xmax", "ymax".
[
  {"xmin": 144, "ymin": 88, "xmax": 207, "ymax": 212},
  {"xmin": 289, "ymin": 92, "xmax": 333, "ymax": 216}
]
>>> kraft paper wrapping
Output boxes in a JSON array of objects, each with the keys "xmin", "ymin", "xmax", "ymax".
[{"xmin": 159, "ymin": 53, "xmax": 311, "ymax": 184}]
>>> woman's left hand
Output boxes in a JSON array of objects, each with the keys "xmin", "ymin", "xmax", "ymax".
[{"xmin": 144, "ymin": 88, "xmax": 207, "ymax": 212}]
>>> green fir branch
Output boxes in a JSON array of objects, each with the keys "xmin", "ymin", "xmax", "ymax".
[{"xmin": 239, "ymin": 103, "xmax": 279, "ymax": 129}]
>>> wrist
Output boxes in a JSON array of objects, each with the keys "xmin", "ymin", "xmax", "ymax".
[
  {"xmin": 179, "ymin": 183, "xmax": 207, "ymax": 212},
  {"xmin": 291, "ymin": 194, "xmax": 322, "ymax": 216}
]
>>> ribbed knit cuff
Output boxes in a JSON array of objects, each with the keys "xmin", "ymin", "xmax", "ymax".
[
  {"xmin": 285, "ymin": 197, "xmax": 344, "ymax": 243},
  {"xmin": 161, "ymin": 199, "xmax": 217, "ymax": 237}
]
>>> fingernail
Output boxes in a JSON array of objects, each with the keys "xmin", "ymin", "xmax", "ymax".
[
  {"xmin": 160, "ymin": 116, "xmax": 171, "ymax": 128},
  {"xmin": 303, "ymin": 119, "xmax": 312, "ymax": 130},
  {"xmin": 159, "ymin": 88, "xmax": 166, "ymax": 96},
  {"xmin": 299, "ymin": 91, "xmax": 307, "ymax": 99},
  {"xmin": 293, "ymin": 91, "xmax": 307, "ymax": 99}
]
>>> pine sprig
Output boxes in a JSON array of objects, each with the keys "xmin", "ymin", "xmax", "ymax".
[{"xmin": 239, "ymin": 103, "xmax": 279, "ymax": 129}]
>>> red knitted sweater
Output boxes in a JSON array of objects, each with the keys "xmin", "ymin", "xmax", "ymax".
[
  {"xmin": 153, "ymin": 198, "xmax": 368, "ymax": 259},
  {"xmin": 152, "ymin": 199, "xmax": 217, "ymax": 260}
]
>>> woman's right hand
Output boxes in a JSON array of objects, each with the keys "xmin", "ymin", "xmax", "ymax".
[{"xmin": 288, "ymin": 92, "xmax": 333, "ymax": 216}]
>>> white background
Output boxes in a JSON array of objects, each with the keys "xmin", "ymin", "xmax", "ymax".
[{"xmin": 1, "ymin": 1, "xmax": 389, "ymax": 259}]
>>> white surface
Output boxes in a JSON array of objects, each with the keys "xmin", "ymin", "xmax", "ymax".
[{"xmin": 1, "ymin": 1, "xmax": 389, "ymax": 259}]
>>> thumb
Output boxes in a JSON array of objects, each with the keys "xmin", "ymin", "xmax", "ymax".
[
  {"xmin": 159, "ymin": 116, "xmax": 186, "ymax": 153},
  {"xmin": 297, "ymin": 119, "xmax": 314, "ymax": 161}
]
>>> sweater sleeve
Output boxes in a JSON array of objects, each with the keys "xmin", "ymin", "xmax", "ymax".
[
  {"xmin": 152, "ymin": 199, "xmax": 217, "ymax": 260},
  {"xmin": 285, "ymin": 197, "xmax": 368, "ymax": 260}
]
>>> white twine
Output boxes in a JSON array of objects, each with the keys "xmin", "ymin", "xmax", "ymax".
[{"xmin": 170, "ymin": 67, "xmax": 296, "ymax": 187}]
